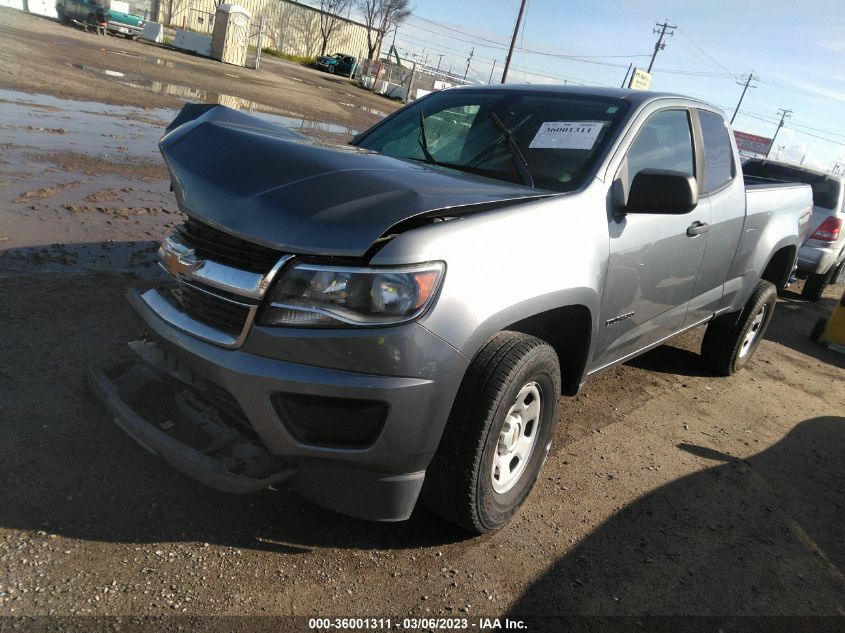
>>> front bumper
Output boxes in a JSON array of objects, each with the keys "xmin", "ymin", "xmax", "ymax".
[
  {"xmin": 91, "ymin": 288, "xmax": 469, "ymax": 521},
  {"xmin": 107, "ymin": 21, "xmax": 143, "ymax": 35}
]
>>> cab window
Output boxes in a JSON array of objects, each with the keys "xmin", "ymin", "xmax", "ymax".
[
  {"xmin": 624, "ymin": 109, "xmax": 695, "ymax": 192},
  {"xmin": 698, "ymin": 110, "xmax": 735, "ymax": 193}
]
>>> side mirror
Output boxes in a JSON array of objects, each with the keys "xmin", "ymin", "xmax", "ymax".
[{"xmin": 625, "ymin": 168, "xmax": 698, "ymax": 214}]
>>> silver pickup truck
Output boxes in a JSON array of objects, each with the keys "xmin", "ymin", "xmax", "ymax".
[{"xmin": 91, "ymin": 86, "xmax": 812, "ymax": 533}]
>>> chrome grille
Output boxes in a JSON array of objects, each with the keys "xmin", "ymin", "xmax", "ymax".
[
  {"xmin": 170, "ymin": 281, "xmax": 254, "ymax": 336},
  {"xmin": 176, "ymin": 218, "xmax": 284, "ymax": 274}
]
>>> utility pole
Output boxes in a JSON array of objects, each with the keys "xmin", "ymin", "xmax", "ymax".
[
  {"xmin": 730, "ymin": 71, "xmax": 757, "ymax": 124},
  {"xmin": 501, "ymin": 0, "xmax": 528, "ymax": 84},
  {"xmin": 647, "ymin": 19, "xmax": 676, "ymax": 73},
  {"xmin": 765, "ymin": 108, "xmax": 793, "ymax": 158},
  {"xmin": 488, "ymin": 60, "xmax": 497, "ymax": 84},
  {"xmin": 436, "ymin": 53, "xmax": 444, "ymax": 72},
  {"xmin": 800, "ymin": 154, "xmax": 806, "ymax": 165},
  {"xmin": 464, "ymin": 47, "xmax": 474, "ymax": 80},
  {"xmin": 620, "ymin": 63, "xmax": 632, "ymax": 88}
]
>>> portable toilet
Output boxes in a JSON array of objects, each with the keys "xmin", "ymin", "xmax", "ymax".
[{"xmin": 211, "ymin": 4, "xmax": 251, "ymax": 67}]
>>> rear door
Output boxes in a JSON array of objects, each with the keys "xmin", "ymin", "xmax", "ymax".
[
  {"xmin": 684, "ymin": 109, "xmax": 746, "ymax": 325},
  {"xmin": 594, "ymin": 108, "xmax": 710, "ymax": 369}
]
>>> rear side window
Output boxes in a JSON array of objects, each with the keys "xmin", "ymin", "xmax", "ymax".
[
  {"xmin": 699, "ymin": 110, "xmax": 735, "ymax": 193},
  {"xmin": 625, "ymin": 109, "xmax": 694, "ymax": 192}
]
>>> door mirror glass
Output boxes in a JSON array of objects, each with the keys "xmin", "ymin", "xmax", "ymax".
[{"xmin": 625, "ymin": 168, "xmax": 699, "ymax": 214}]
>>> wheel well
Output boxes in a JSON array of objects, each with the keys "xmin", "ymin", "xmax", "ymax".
[
  {"xmin": 506, "ymin": 305, "xmax": 591, "ymax": 396},
  {"xmin": 762, "ymin": 245, "xmax": 796, "ymax": 290}
]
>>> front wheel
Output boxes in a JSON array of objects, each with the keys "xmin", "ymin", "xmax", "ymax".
[
  {"xmin": 422, "ymin": 332, "xmax": 560, "ymax": 534},
  {"xmin": 701, "ymin": 280, "xmax": 777, "ymax": 376}
]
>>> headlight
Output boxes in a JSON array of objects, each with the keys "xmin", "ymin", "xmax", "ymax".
[{"xmin": 261, "ymin": 262, "xmax": 445, "ymax": 327}]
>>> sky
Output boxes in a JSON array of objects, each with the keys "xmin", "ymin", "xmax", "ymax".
[{"xmin": 340, "ymin": 0, "xmax": 845, "ymax": 172}]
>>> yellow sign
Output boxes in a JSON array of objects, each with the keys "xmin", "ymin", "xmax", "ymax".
[{"xmin": 628, "ymin": 68, "xmax": 653, "ymax": 91}]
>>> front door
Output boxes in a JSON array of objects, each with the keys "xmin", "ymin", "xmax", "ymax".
[{"xmin": 593, "ymin": 108, "xmax": 710, "ymax": 370}]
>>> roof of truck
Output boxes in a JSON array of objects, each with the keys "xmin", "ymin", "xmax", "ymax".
[{"xmin": 449, "ymin": 83, "xmax": 709, "ymax": 106}]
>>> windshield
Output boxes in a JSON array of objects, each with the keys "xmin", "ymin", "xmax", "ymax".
[{"xmin": 355, "ymin": 89, "xmax": 630, "ymax": 192}]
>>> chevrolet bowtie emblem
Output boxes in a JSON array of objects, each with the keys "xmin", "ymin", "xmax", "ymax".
[{"xmin": 158, "ymin": 235, "xmax": 202, "ymax": 279}]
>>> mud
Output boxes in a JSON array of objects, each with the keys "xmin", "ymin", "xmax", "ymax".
[{"xmin": 0, "ymin": 6, "xmax": 843, "ymax": 628}]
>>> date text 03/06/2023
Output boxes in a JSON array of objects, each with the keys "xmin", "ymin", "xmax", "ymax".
[{"xmin": 307, "ymin": 617, "xmax": 528, "ymax": 630}]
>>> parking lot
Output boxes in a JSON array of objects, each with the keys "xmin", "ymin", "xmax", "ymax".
[{"xmin": 1, "ymin": 8, "xmax": 844, "ymax": 628}]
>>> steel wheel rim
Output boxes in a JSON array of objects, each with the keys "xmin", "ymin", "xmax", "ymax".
[
  {"xmin": 739, "ymin": 304, "xmax": 767, "ymax": 359},
  {"xmin": 492, "ymin": 382, "xmax": 542, "ymax": 494}
]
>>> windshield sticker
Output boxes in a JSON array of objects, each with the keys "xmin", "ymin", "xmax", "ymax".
[{"xmin": 529, "ymin": 121, "xmax": 605, "ymax": 150}]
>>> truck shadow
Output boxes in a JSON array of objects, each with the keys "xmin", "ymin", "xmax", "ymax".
[
  {"xmin": 507, "ymin": 415, "xmax": 845, "ymax": 623},
  {"xmin": 0, "ymin": 243, "xmax": 470, "ymax": 553},
  {"xmin": 765, "ymin": 285, "xmax": 845, "ymax": 368}
]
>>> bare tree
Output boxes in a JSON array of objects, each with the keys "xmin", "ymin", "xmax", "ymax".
[
  {"xmin": 356, "ymin": 0, "xmax": 412, "ymax": 60},
  {"xmin": 318, "ymin": 0, "xmax": 353, "ymax": 56}
]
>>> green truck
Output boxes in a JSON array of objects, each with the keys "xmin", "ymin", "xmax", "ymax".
[{"xmin": 56, "ymin": 0, "xmax": 145, "ymax": 38}]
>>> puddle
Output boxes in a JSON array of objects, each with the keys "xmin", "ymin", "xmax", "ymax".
[
  {"xmin": 340, "ymin": 101, "xmax": 388, "ymax": 118},
  {"xmin": 62, "ymin": 63, "xmax": 361, "ymax": 136},
  {"xmin": 0, "ymin": 89, "xmax": 170, "ymax": 160}
]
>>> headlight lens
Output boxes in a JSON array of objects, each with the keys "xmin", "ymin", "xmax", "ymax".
[{"xmin": 261, "ymin": 262, "xmax": 445, "ymax": 327}]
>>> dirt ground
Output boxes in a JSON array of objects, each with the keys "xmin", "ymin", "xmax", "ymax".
[{"xmin": 1, "ymin": 7, "xmax": 844, "ymax": 632}]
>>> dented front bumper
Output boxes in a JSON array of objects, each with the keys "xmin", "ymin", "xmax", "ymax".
[{"xmin": 89, "ymin": 288, "xmax": 469, "ymax": 522}]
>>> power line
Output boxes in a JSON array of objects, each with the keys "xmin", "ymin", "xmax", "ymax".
[
  {"xmin": 408, "ymin": 14, "xmax": 649, "ymax": 59},
  {"xmin": 676, "ymin": 28, "xmax": 736, "ymax": 76}
]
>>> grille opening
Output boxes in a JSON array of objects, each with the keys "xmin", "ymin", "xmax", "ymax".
[
  {"xmin": 272, "ymin": 393, "xmax": 387, "ymax": 449},
  {"xmin": 163, "ymin": 280, "xmax": 254, "ymax": 336},
  {"xmin": 176, "ymin": 218, "xmax": 284, "ymax": 274}
]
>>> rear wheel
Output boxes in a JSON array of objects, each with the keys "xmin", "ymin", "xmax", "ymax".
[
  {"xmin": 701, "ymin": 280, "xmax": 777, "ymax": 376},
  {"xmin": 802, "ymin": 266, "xmax": 836, "ymax": 302},
  {"xmin": 831, "ymin": 260, "xmax": 845, "ymax": 285},
  {"xmin": 422, "ymin": 332, "xmax": 560, "ymax": 534}
]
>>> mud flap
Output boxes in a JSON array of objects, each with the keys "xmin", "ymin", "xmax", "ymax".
[{"xmin": 88, "ymin": 363, "xmax": 294, "ymax": 494}]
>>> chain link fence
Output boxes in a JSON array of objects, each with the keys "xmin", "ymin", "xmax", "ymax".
[{"xmin": 355, "ymin": 59, "xmax": 473, "ymax": 103}]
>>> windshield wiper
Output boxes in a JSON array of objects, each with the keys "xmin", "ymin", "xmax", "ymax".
[
  {"xmin": 489, "ymin": 111, "xmax": 534, "ymax": 188},
  {"xmin": 418, "ymin": 109, "xmax": 437, "ymax": 165}
]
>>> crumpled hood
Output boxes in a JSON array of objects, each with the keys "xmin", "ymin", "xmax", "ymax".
[{"xmin": 160, "ymin": 104, "xmax": 552, "ymax": 257}]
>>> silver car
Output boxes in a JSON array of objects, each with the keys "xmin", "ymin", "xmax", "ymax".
[{"xmin": 743, "ymin": 159, "xmax": 844, "ymax": 300}]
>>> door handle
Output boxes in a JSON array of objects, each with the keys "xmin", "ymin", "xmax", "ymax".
[{"xmin": 687, "ymin": 221, "xmax": 710, "ymax": 237}]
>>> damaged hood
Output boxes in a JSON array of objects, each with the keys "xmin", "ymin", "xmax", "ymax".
[{"xmin": 160, "ymin": 104, "xmax": 553, "ymax": 257}]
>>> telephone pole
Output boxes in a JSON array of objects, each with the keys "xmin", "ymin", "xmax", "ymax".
[
  {"xmin": 488, "ymin": 60, "xmax": 497, "ymax": 84},
  {"xmin": 647, "ymin": 19, "xmax": 676, "ymax": 73},
  {"xmin": 765, "ymin": 108, "xmax": 793, "ymax": 158},
  {"xmin": 464, "ymin": 47, "xmax": 474, "ymax": 80},
  {"xmin": 730, "ymin": 71, "xmax": 757, "ymax": 124},
  {"xmin": 501, "ymin": 0, "xmax": 527, "ymax": 84}
]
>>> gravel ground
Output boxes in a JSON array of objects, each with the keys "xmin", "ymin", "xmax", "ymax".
[{"xmin": 1, "ymin": 7, "xmax": 844, "ymax": 632}]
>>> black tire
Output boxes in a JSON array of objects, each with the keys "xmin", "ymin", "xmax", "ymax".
[
  {"xmin": 810, "ymin": 318, "xmax": 828, "ymax": 342},
  {"xmin": 327, "ymin": 65, "xmax": 335, "ymax": 74},
  {"xmin": 701, "ymin": 280, "xmax": 777, "ymax": 376},
  {"xmin": 801, "ymin": 267, "xmax": 835, "ymax": 302},
  {"xmin": 831, "ymin": 260, "xmax": 845, "ymax": 285},
  {"xmin": 422, "ymin": 331, "xmax": 561, "ymax": 534}
]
